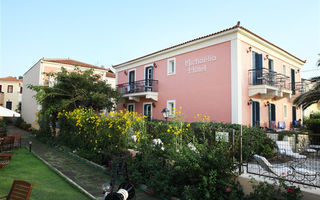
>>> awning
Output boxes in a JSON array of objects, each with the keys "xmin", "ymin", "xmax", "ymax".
[{"xmin": 0, "ymin": 106, "xmax": 21, "ymax": 117}]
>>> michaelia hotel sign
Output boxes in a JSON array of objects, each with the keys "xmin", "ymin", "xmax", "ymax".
[{"xmin": 185, "ymin": 55, "xmax": 216, "ymax": 73}]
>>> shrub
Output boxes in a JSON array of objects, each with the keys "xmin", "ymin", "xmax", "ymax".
[
  {"xmin": 14, "ymin": 118, "xmax": 32, "ymax": 131},
  {"xmin": 57, "ymin": 108, "xmax": 146, "ymax": 164},
  {"xmin": 304, "ymin": 118, "xmax": 320, "ymax": 133},
  {"xmin": 246, "ymin": 179, "xmax": 303, "ymax": 200},
  {"xmin": 0, "ymin": 120, "xmax": 7, "ymax": 134}
]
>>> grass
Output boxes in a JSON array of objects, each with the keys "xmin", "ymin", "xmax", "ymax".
[{"xmin": 0, "ymin": 148, "xmax": 91, "ymax": 200}]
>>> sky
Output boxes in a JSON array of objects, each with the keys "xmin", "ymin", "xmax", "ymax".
[{"xmin": 0, "ymin": 0, "xmax": 319, "ymax": 79}]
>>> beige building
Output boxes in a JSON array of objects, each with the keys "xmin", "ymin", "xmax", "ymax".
[
  {"xmin": 0, "ymin": 76, "xmax": 23, "ymax": 112},
  {"xmin": 22, "ymin": 58, "xmax": 116, "ymax": 128}
]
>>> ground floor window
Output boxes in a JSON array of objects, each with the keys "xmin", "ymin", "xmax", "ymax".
[
  {"xmin": 167, "ymin": 100, "xmax": 176, "ymax": 117},
  {"xmin": 143, "ymin": 103, "xmax": 152, "ymax": 120},
  {"xmin": 283, "ymin": 104, "xmax": 288, "ymax": 119},
  {"xmin": 6, "ymin": 101, "xmax": 12, "ymax": 110},
  {"xmin": 127, "ymin": 103, "xmax": 135, "ymax": 112}
]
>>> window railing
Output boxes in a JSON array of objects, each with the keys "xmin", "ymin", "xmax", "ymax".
[
  {"xmin": 248, "ymin": 68, "xmax": 290, "ymax": 90},
  {"xmin": 117, "ymin": 80, "xmax": 158, "ymax": 94}
]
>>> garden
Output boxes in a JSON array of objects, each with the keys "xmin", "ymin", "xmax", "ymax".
[
  {"xmin": 24, "ymin": 68, "xmax": 305, "ymax": 199},
  {"xmin": 31, "ymin": 107, "xmax": 301, "ymax": 200}
]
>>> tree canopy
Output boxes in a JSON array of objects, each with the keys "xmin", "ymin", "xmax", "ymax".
[
  {"xmin": 29, "ymin": 67, "xmax": 121, "ymax": 115},
  {"xmin": 28, "ymin": 67, "xmax": 121, "ymax": 136}
]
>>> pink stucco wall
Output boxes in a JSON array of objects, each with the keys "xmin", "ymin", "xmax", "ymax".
[
  {"xmin": 241, "ymin": 41, "xmax": 302, "ymax": 129},
  {"xmin": 118, "ymin": 41, "xmax": 232, "ymax": 122}
]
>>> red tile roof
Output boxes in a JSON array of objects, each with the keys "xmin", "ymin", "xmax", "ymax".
[
  {"xmin": 0, "ymin": 76, "xmax": 19, "ymax": 82},
  {"xmin": 42, "ymin": 58, "xmax": 110, "ymax": 71},
  {"xmin": 113, "ymin": 22, "xmax": 305, "ymax": 68},
  {"xmin": 42, "ymin": 58, "xmax": 115, "ymax": 78}
]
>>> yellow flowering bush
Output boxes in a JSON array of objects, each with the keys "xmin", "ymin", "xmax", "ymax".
[
  {"xmin": 57, "ymin": 108, "xmax": 146, "ymax": 161},
  {"xmin": 193, "ymin": 113, "xmax": 211, "ymax": 140}
]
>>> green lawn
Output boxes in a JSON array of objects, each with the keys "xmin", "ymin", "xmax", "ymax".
[{"xmin": 0, "ymin": 148, "xmax": 91, "ymax": 200}]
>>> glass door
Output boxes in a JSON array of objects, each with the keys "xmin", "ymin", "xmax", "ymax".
[
  {"xmin": 143, "ymin": 103, "xmax": 152, "ymax": 120},
  {"xmin": 252, "ymin": 52, "xmax": 263, "ymax": 85},
  {"xmin": 128, "ymin": 70, "xmax": 135, "ymax": 93},
  {"xmin": 252, "ymin": 101, "xmax": 260, "ymax": 127},
  {"xmin": 268, "ymin": 103, "xmax": 276, "ymax": 128},
  {"xmin": 145, "ymin": 66, "xmax": 153, "ymax": 92},
  {"xmin": 291, "ymin": 69, "xmax": 295, "ymax": 95}
]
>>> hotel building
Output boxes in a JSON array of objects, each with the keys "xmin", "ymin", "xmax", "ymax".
[
  {"xmin": 114, "ymin": 22, "xmax": 306, "ymax": 130},
  {"xmin": 22, "ymin": 58, "xmax": 116, "ymax": 128}
]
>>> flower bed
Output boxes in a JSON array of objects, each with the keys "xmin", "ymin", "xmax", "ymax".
[{"xmin": 34, "ymin": 108, "xmax": 300, "ymax": 199}]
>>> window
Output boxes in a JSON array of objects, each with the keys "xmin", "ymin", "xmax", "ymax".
[
  {"xmin": 20, "ymin": 87, "xmax": 23, "ymax": 93},
  {"xmin": 283, "ymin": 65, "xmax": 286, "ymax": 75},
  {"xmin": 167, "ymin": 100, "xmax": 176, "ymax": 117},
  {"xmin": 0, "ymin": 85, "xmax": 2, "ymax": 92},
  {"xmin": 283, "ymin": 105, "xmax": 288, "ymax": 119},
  {"xmin": 167, "ymin": 58, "xmax": 176, "ymax": 75},
  {"xmin": 143, "ymin": 103, "xmax": 152, "ymax": 120},
  {"xmin": 7, "ymin": 85, "xmax": 13, "ymax": 93},
  {"xmin": 48, "ymin": 76, "xmax": 55, "ymax": 87},
  {"xmin": 127, "ymin": 104, "xmax": 135, "ymax": 112},
  {"xmin": 6, "ymin": 101, "xmax": 12, "ymax": 110}
]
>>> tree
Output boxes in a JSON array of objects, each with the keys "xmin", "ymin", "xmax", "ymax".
[
  {"xmin": 28, "ymin": 67, "xmax": 121, "ymax": 137},
  {"xmin": 294, "ymin": 55, "xmax": 320, "ymax": 109}
]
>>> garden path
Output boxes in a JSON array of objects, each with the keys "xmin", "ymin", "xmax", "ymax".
[{"xmin": 7, "ymin": 125, "xmax": 159, "ymax": 200}]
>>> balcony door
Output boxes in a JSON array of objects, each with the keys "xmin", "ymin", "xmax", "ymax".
[
  {"xmin": 291, "ymin": 69, "xmax": 295, "ymax": 95},
  {"xmin": 145, "ymin": 66, "xmax": 153, "ymax": 92},
  {"xmin": 252, "ymin": 52, "xmax": 263, "ymax": 85},
  {"xmin": 128, "ymin": 70, "xmax": 135, "ymax": 93},
  {"xmin": 268, "ymin": 59, "xmax": 275, "ymax": 86},
  {"xmin": 268, "ymin": 103, "xmax": 276, "ymax": 128},
  {"xmin": 252, "ymin": 101, "xmax": 260, "ymax": 127}
]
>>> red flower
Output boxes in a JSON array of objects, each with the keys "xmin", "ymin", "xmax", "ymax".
[
  {"xmin": 288, "ymin": 187, "xmax": 294, "ymax": 193},
  {"xmin": 149, "ymin": 174, "xmax": 152, "ymax": 178},
  {"xmin": 125, "ymin": 150, "xmax": 130, "ymax": 154},
  {"xmin": 226, "ymin": 187, "xmax": 231, "ymax": 193},
  {"xmin": 130, "ymin": 153, "xmax": 134, "ymax": 157}
]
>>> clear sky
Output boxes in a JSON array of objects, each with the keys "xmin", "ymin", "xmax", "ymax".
[{"xmin": 0, "ymin": 0, "xmax": 319, "ymax": 79}]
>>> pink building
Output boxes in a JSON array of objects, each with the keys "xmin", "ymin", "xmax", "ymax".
[{"xmin": 113, "ymin": 22, "xmax": 306, "ymax": 130}]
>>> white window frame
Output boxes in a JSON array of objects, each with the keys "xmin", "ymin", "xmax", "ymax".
[
  {"xmin": 7, "ymin": 85, "xmax": 13, "ymax": 93},
  {"xmin": 167, "ymin": 58, "xmax": 176, "ymax": 75},
  {"xmin": 167, "ymin": 100, "xmax": 176, "ymax": 118},
  {"xmin": 144, "ymin": 64, "xmax": 154, "ymax": 80},
  {"xmin": 48, "ymin": 76, "xmax": 55, "ymax": 87},
  {"xmin": 283, "ymin": 104, "xmax": 288, "ymax": 119},
  {"xmin": 250, "ymin": 98, "xmax": 260, "ymax": 127},
  {"xmin": 127, "ymin": 103, "xmax": 135, "ymax": 112},
  {"xmin": 143, "ymin": 102, "xmax": 152, "ymax": 119},
  {"xmin": 128, "ymin": 69, "xmax": 136, "ymax": 83}
]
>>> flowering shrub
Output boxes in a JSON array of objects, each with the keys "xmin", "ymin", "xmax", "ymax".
[
  {"xmin": 246, "ymin": 179, "xmax": 302, "ymax": 200},
  {"xmin": 57, "ymin": 108, "xmax": 146, "ymax": 163}
]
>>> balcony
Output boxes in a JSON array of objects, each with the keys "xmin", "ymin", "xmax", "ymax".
[
  {"xmin": 290, "ymin": 80, "xmax": 310, "ymax": 100},
  {"xmin": 117, "ymin": 80, "xmax": 158, "ymax": 102},
  {"xmin": 248, "ymin": 68, "xmax": 291, "ymax": 99}
]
